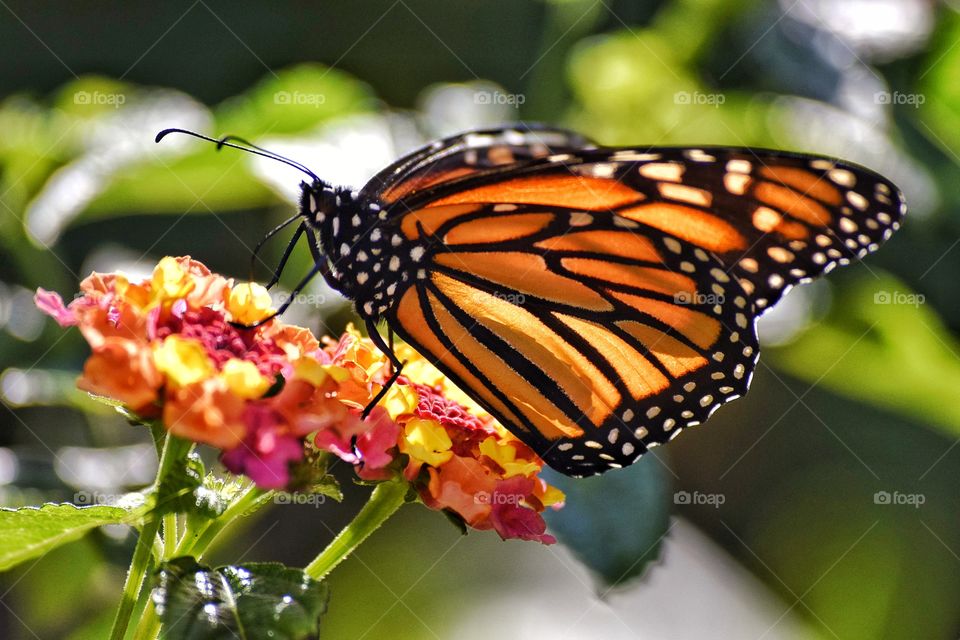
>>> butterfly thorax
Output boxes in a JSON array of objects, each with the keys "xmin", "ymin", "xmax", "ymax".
[{"xmin": 299, "ymin": 180, "xmax": 419, "ymax": 320}]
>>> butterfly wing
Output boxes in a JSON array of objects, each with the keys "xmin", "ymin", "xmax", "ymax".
[
  {"xmin": 394, "ymin": 146, "xmax": 905, "ymax": 311},
  {"xmin": 359, "ymin": 125, "xmax": 593, "ymax": 205},
  {"xmin": 375, "ymin": 146, "xmax": 904, "ymax": 476},
  {"xmin": 603, "ymin": 147, "xmax": 904, "ymax": 310},
  {"xmin": 384, "ymin": 203, "xmax": 759, "ymax": 476}
]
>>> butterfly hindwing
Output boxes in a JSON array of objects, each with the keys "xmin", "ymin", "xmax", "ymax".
[{"xmin": 385, "ymin": 201, "xmax": 759, "ymax": 476}]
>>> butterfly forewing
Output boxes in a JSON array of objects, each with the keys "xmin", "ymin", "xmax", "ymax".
[
  {"xmin": 394, "ymin": 146, "xmax": 905, "ymax": 312},
  {"xmin": 359, "ymin": 125, "xmax": 593, "ymax": 205},
  {"xmin": 600, "ymin": 147, "xmax": 905, "ymax": 310}
]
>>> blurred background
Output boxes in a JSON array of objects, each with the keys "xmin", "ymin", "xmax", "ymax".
[{"xmin": 1, "ymin": 0, "xmax": 959, "ymax": 638}]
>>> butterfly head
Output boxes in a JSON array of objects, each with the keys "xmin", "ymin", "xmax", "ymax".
[
  {"xmin": 299, "ymin": 180, "xmax": 342, "ymax": 227},
  {"xmin": 296, "ymin": 181, "xmax": 371, "ymax": 298}
]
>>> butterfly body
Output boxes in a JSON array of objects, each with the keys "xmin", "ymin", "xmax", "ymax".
[
  {"xmin": 162, "ymin": 125, "xmax": 905, "ymax": 477},
  {"xmin": 299, "ymin": 183, "xmax": 412, "ymax": 317}
]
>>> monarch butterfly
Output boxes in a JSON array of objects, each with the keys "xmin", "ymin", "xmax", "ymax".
[{"xmin": 156, "ymin": 125, "xmax": 905, "ymax": 477}]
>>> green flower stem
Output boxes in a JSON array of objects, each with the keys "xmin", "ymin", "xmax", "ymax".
[
  {"xmin": 109, "ymin": 430, "xmax": 188, "ymax": 640},
  {"xmin": 131, "ymin": 597, "xmax": 164, "ymax": 640},
  {"xmin": 109, "ymin": 516, "xmax": 161, "ymax": 640},
  {"xmin": 177, "ymin": 486, "xmax": 274, "ymax": 559},
  {"xmin": 152, "ymin": 536, "xmax": 164, "ymax": 562},
  {"xmin": 304, "ymin": 480, "xmax": 408, "ymax": 580},
  {"xmin": 163, "ymin": 513, "xmax": 178, "ymax": 557}
]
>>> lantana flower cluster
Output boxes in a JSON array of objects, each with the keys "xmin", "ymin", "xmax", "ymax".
[{"xmin": 36, "ymin": 257, "xmax": 562, "ymax": 544}]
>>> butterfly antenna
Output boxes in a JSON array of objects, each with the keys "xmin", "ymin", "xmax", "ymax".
[
  {"xmin": 217, "ymin": 134, "xmax": 322, "ymax": 180},
  {"xmin": 155, "ymin": 128, "xmax": 321, "ymax": 182},
  {"xmin": 216, "ymin": 134, "xmax": 314, "ymax": 170}
]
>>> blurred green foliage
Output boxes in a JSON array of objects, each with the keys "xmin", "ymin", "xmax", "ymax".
[
  {"xmin": 770, "ymin": 274, "xmax": 960, "ymax": 437},
  {"xmin": 542, "ymin": 451, "xmax": 672, "ymax": 587},
  {"xmin": 2, "ymin": 1, "xmax": 959, "ymax": 638}
]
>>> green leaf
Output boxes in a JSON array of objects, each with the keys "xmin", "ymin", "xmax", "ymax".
[
  {"xmin": 919, "ymin": 12, "xmax": 960, "ymax": 156},
  {"xmin": 84, "ymin": 153, "xmax": 274, "ymax": 217},
  {"xmin": 153, "ymin": 557, "xmax": 329, "ymax": 640},
  {"xmin": 542, "ymin": 452, "xmax": 673, "ymax": 588},
  {"xmin": 215, "ymin": 63, "xmax": 376, "ymax": 135},
  {"xmin": 0, "ymin": 502, "xmax": 131, "ymax": 571},
  {"xmin": 53, "ymin": 75, "xmax": 138, "ymax": 119}
]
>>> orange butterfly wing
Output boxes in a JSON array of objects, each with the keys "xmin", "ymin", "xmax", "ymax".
[
  {"xmin": 359, "ymin": 126, "xmax": 593, "ymax": 204},
  {"xmin": 373, "ymin": 144, "xmax": 904, "ymax": 475},
  {"xmin": 385, "ymin": 202, "xmax": 757, "ymax": 476}
]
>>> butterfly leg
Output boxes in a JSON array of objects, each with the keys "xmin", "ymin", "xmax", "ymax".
[
  {"xmin": 387, "ymin": 326, "xmax": 396, "ymax": 377},
  {"xmin": 303, "ymin": 227, "xmax": 333, "ymax": 281},
  {"xmin": 362, "ymin": 319, "xmax": 406, "ymax": 419},
  {"xmin": 229, "ymin": 263, "xmax": 320, "ymax": 330},
  {"xmin": 259, "ymin": 220, "xmax": 305, "ymax": 289}
]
